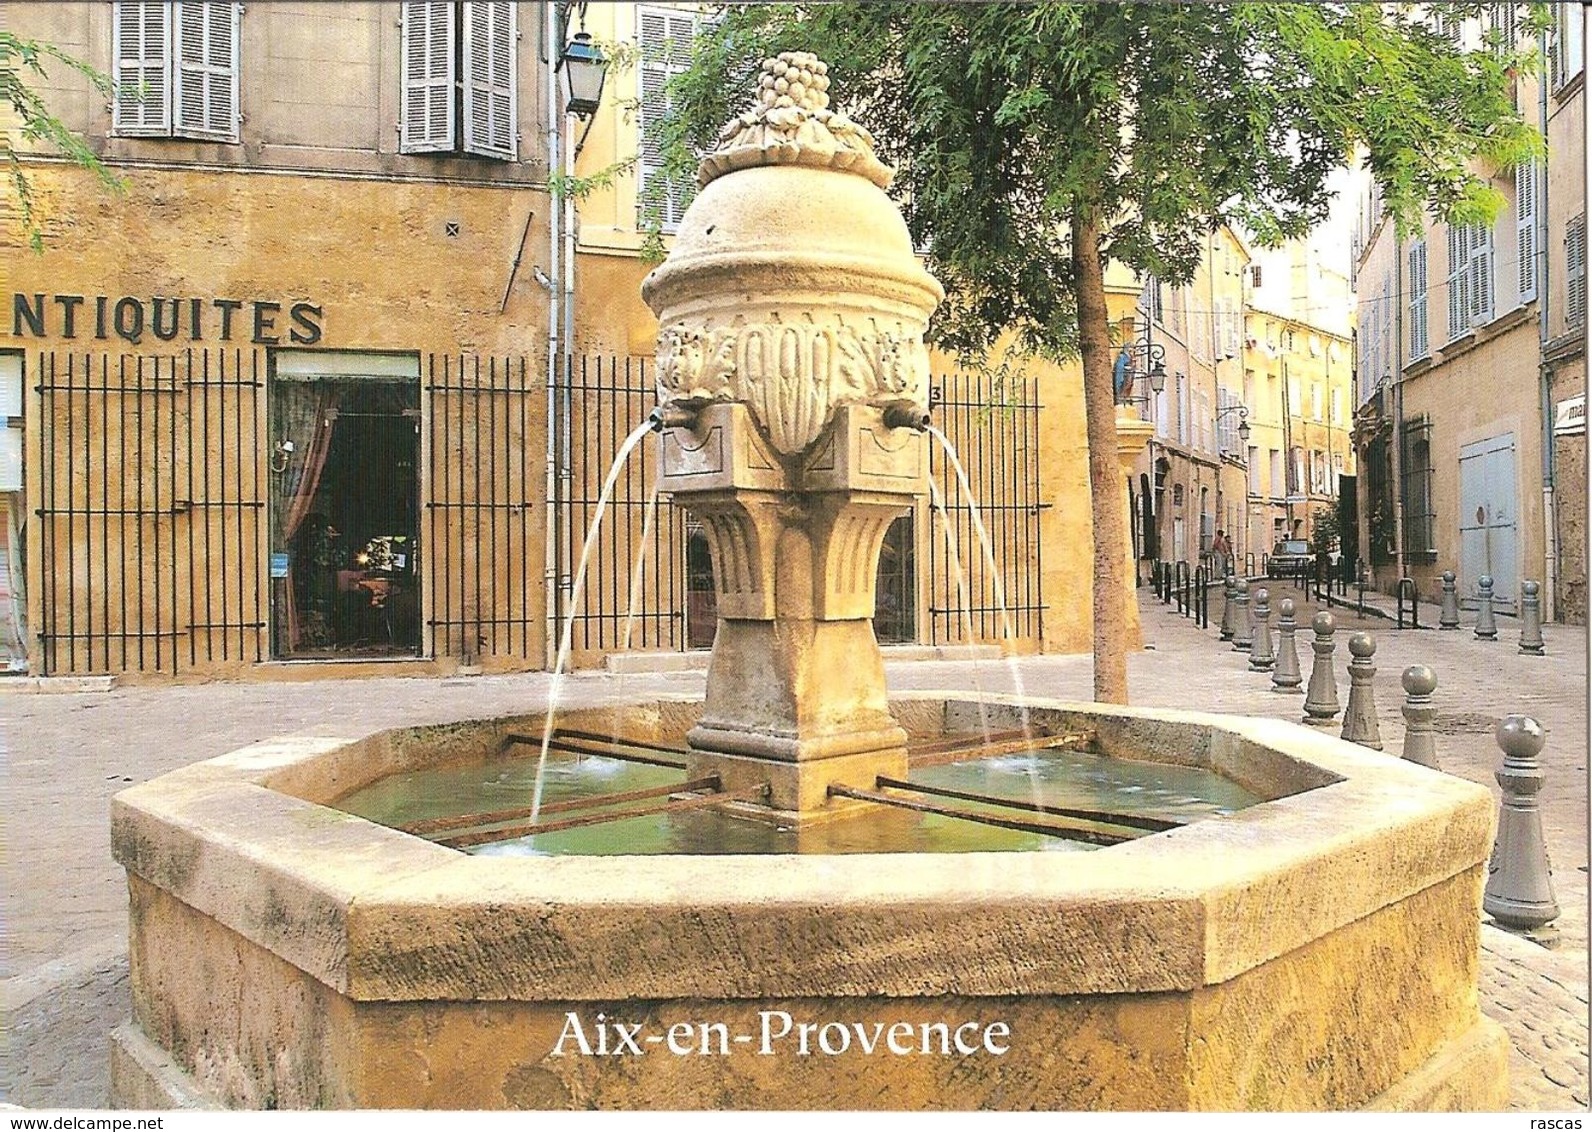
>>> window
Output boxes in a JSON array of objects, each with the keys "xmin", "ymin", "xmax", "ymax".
[
  {"xmin": 1517, "ymin": 161, "xmax": 1538, "ymax": 304},
  {"xmin": 1550, "ymin": 3, "xmax": 1585, "ymax": 90},
  {"xmin": 638, "ymin": 6, "xmax": 700, "ymax": 232},
  {"xmin": 400, "ymin": 2, "xmax": 517, "ymax": 160},
  {"xmin": 1270, "ymin": 449, "xmax": 1283, "ymax": 498},
  {"xmin": 1446, "ymin": 222, "xmax": 1494, "ymax": 339},
  {"xmin": 1487, "ymin": 4, "xmax": 1518, "ymax": 55},
  {"xmin": 1142, "ymin": 275, "xmax": 1164, "ymax": 323},
  {"xmin": 1401, "ymin": 419, "xmax": 1436, "ymax": 558},
  {"xmin": 1408, "ymin": 239, "xmax": 1429, "ymax": 359},
  {"xmin": 113, "ymin": 1, "xmax": 239, "ymax": 141},
  {"xmin": 1217, "ymin": 388, "xmax": 1245, "ymax": 456},
  {"xmin": 1568, "ymin": 214, "xmax": 1587, "ymax": 329},
  {"xmin": 1247, "ymin": 446, "xmax": 1260, "ymax": 495}
]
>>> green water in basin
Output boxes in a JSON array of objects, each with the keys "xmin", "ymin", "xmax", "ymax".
[{"xmin": 335, "ymin": 741, "xmax": 1262, "ymax": 856}]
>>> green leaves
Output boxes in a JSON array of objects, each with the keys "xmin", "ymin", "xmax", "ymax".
[
  {"xmin": 3, "ymin": 32, "xmax": 124, "ymax": 253},
  {"xmin": 653, "ymin": 3, "xmax": 1541, "ymax": 359}
]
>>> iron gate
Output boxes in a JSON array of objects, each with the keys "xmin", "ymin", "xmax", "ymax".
[
  {"xmin": 422, "ymin": 353, "xmax": 542, "ymax": 662},
  {"xmin": 31, "ymin": 348, "xmax": 266, "ymax": 676},
  {"xmin": 555, "ymin": 358, "xmax": 1046, "ymax": 658},
  {"xmin": 557, "ymin": 355, "xmax": 690, "ymax": 661},
  {"xmin": 926, "ymin": 370, "xmax": 1046, "ymax": 645}
]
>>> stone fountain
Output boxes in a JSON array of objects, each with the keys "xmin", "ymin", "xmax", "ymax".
[
  {"xmin": 109, "ymin": 54, "xmax": 1508, "ymax": 1111},
  {"xmin": 643, "ymin": 52, "xmax": 939, "ymax": 817}
]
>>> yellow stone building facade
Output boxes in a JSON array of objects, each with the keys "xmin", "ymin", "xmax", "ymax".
[
  {"xmin": 6, "ymin": 0, "xmax": 1156, "ymax": 678},
  {"xmin": 1122, "ymin": 227, "xmax": 1253, "ymax": 576},
  {"xmin": 6, "ymin": 1, "xmax": 562, "ymax": 680},
  {"xmin": 1352, "ymin": 4, "xmax": 1586, "ymax": 621}
]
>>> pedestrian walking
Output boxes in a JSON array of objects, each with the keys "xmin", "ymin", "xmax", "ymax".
[{"xmin": 1210, "ymin": 529, "xmax": 1233, "ymax": 578}]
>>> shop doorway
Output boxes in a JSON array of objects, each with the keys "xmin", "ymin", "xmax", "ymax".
[{"xmin": 269, "ymin": 369, "xmax": 421, "ymax": 659}]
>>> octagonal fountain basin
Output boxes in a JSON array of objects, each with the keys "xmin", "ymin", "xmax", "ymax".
[{"xmin": 110, "ymin": 693, "xmax": 1508, "ymax": 1111}]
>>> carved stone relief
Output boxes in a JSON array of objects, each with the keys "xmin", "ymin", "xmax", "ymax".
[{"xmin": 655, "ymin": 313, "xmax": 930, "ymax": 455}]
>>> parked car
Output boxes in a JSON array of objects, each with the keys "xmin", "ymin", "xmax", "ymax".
[{"xmin": 1268, "ymin": 539, "xmax": 1312, "ymax": 578}]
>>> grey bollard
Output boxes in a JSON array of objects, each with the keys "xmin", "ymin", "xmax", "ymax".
[
  {"xmin": 1231, "ymin": 579, "xmax": 1254, "ymax": 652},
  {"xmin": 1474, "ymin": 575, "xmax": 1498, "ymax": 640},
  {"xmin": 1219, "ymin": 572, "xmax": 1236, "ymax": 641},
  {"xmin": 1249, "ymin": 587, "xmax": 1275, "ymax": 671},
  {"xmin": 1272, "ymin": 597, "xmax": 1303, "ymax": 693},
  {"xmin": 1400, "ymin": 665, "xmax": 1439, "ymax": 769},
  {"xmin": 1439, "ymin": 570, "xmax": 1461, "ymax": 630},
  {"xmin": 1519, "ymin": 580, "xmax": 1545, "ymax": 655},
  {"xmin": 1302, "ymin": 611, "xmax": 1341, "ymax": 726},
  {"xmin": 1483, "ymin": 715, "xmax": 1560, "ymax": 931},
  {"xmin": 1340, "ymin": 632, "xmax": 1383, "ymax": 750}
]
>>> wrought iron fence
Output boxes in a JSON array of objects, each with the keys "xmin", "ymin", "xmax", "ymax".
[
  {"xmin": 30, "ymin": 348, "xmax": 265, "ymax": 676},
  {"xmin": 925, "ymin": 370, "xmax": 1046, "ymax": 646},
  {"xmin": 26, "ymin": 348, "xmax": 1046, "ymax": 676},
  {"xmin": 422, "ymin": 353, "xmax": 541, "ymax": 663}
]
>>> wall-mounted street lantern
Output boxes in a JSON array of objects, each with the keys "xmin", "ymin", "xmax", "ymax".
[
  {"xmin": 1217, "ymin": 402, "xmax": 1252, "ymax": 443},
  {"xmin": 1114, "ymin": 332, "xmax": 1167, "ymax": 407},
  {"xmin": 561, "ymin": 31, "xmax": 609, "ymax": 118}
]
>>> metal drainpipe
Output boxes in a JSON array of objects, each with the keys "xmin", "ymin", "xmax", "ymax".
[
  {"xmin": 1391, "ymin": 231, "xmax": 1406, "ymax": 582},
  {"xmin": 1537, "ymin": 28, "xmax": 1558, "ymax": 622},
  {"xmin": 544, "ymin": 3, "xmax": 564, "ymax": 670}
]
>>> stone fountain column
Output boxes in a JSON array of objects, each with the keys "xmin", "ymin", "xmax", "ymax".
[{"xmin": 643, "ymin": 53, "xmax": 944, "ymax": 818}]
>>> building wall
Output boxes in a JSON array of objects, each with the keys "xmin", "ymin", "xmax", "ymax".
[
  {"xmin": 1129, "ymin": 228, "xmax": 1250, "ymax": 572},
  {"xmin": 12, "ymin": 2, "xmax": 553, "ymax": 184},
  {"xmin": 1543, "ymin": 29, "xmax": 1587, "ymax": 622},
  {"xmin": 6, "ymin": 161, "xmax": 556, "ymax": 680}
]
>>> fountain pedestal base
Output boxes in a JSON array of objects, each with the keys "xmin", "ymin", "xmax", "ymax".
[{"xmin": 661, "ymin": 402, "xmax": 923, "ymax": 817}]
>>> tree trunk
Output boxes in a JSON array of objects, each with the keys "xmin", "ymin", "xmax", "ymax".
[{"xmin": 1071, "ymin": 202, "xmax": 1130, "ymax": 704}]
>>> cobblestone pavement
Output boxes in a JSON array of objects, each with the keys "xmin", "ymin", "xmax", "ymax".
[{"xmin": 1, "ymin": 587, "xmax": 1585, "ymax": 1110}]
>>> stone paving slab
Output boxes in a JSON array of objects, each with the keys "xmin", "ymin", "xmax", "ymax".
[{"xmin": 1, "ymin": 589, "xmax": 1585, "ymax": 1110}]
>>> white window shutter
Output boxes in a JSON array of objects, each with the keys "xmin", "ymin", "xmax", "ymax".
[
  {"xmin": 401, "ymin": 1, "xmax": 455, "ymax": 153},
  {"xmin": 1568, "ymin": 214, "xmax": 1587, "ymax": 329},
  {"xmin": 113, "ymin": 1, "xmax": 171, "ymax": 135},
  {"xmin": 1446, "ymin": 225, "xmax": 1466, "ymax": 341},
  {"xmin": 637, "ymin": 7, "xmax": 699, "ymax": 231},
  {"xmin": 1409, "ymin": 240, "xmax": 1429, "ymax": 360},
  {"xmin": 462, "ymin": 2, "xmax": 516, "ymax": 160},
  {"xmin": 1517, "ymin": 161, "xmax": 1538, "ymax": 303},
  {"xmin": 173, "ymin": 2, "xmax": 239, "ymax": 141},
  {"xmin": 1471, "ymin": 224, "xmax": 1494, "ymax": 325}
]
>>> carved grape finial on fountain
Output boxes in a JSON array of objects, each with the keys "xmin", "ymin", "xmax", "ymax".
[{"xmin": 698, "ymin": 52, "xmax": 892, "ymax": 190}]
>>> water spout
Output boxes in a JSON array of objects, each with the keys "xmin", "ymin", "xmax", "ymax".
[
  {"xmin": 649, "ymin": 400, "xmax": 707, "ymax": 432},
  {"xmin": 880, "ymin": 399, "xmax": 931, "ymax": 431}
]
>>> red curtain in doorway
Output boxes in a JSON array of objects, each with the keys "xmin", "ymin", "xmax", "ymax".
[{"xmin": 275, "ymin": 387, "xmax": 338, "ymax": 649}]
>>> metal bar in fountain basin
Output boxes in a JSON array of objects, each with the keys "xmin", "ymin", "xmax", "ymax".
[
  {"xmin": 436, "ymin": 783, "xmax": 771, "ymax": 848},
  {"xmin": 906, "ymin": 730, "xmax": 1096, "ymax": 768},
  {"xmin": 401, "ymin": 775, "xmax": 721, "ymax": 837},
  {"xmin": 873, "ymin": 776, "xmax": 1186, "ymax": 833},
  {"xmin": 827, "ymin": 784, "xmax": 1140, "ymax": 847},
  {"xmin": 502, "ymin": 729, "xmax": 690, "ymax": 770}
]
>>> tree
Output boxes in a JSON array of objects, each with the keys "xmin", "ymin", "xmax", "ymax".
[
  {"xmin": 3, "ymin": 32, "xmax": 124, "ymax": 253},
  {"xmin": 653, "ymin": 3, "xmax": 1543, "ymax": 703}
]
